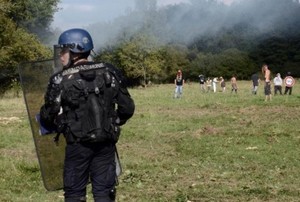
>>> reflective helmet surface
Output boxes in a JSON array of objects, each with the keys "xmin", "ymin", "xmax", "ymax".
[{"xmin": 58, "ymin": 28, "xmax": 94, "ymax": 53}]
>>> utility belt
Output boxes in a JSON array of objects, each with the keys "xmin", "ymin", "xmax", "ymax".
[{"xmin": 54, "ymin": 103, "xmax": 121, "ymax": 145}]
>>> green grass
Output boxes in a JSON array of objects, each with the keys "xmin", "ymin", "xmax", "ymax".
[{"xmin": 1, "ymin": 81, "xmax": 300, "ymax": 201}]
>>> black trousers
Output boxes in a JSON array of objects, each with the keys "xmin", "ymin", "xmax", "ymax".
[
  {"xmin": 274, "ymin": 85, "xmax": 282, "ymax": 95},
  {"xmin": 64, "ymin": 142, "xmax": 116, "ymax": 202},
  {"xmin": 284, "ymin": 87, "xmax": 293, "ymax": 95}
]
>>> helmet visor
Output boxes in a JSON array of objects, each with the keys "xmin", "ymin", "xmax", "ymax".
[{"xmin": 53, "ymin": 45, "xmax": 67, "ymax": 71}]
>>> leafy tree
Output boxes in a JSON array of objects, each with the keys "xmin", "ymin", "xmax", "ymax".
[
  {"xmin": 8, "ymin": 0, "xmax": 60, "ymax": 43},
  {"xmin": 217, "ymin": 49, "xmax": 256, "ymax": 80},
  {"xmin": 191, "ymin": 53, "xmax": 220, "ymax": 80},
  {"xmin": 160, "ymin": 44, "xmax": 190, "ymax": 82},
  {"xmin": 0, "ymin": 0, "xmax": 52, "ymax": 96},
  {"xmin": 96, "ymin": 34, "xmax": 165, "ymax": 86}
]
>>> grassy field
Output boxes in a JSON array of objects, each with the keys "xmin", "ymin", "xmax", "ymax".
[{"xmin": 1, "ymin": 80, "xmax": 300, "ymax": 202}]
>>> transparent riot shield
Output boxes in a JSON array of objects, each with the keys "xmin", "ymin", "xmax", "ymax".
[
  {"xmin": 18, "ymin": 59, "xmax": 65, "ymax": 191},
  {"xmin": 18, "ymin": 59, "xmax": 122, "ymax": 191}
]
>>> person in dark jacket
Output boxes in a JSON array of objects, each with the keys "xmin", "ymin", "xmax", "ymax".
[
  {"xmin": 40, "ymin": 28, "xmax": 135, "ymax": 202},
  {"xmin": 199, "ymin": 74, "xmax": 206, "ymax": 92},
  {"xmin": 251, "ymin": 73, "xmax": 260, "ymax": 95}
]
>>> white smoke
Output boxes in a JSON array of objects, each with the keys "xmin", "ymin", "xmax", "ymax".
[{"xmin": 52, "ymin": 0, "xmax": 300, "ymax": 50}]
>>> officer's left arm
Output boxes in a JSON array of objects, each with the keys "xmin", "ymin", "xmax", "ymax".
[
  {"xmin": 115, "ymin": 87, "xmax": 135, "ymax": 126},
  {"xmin": 39, "ymin": 72, "xmax": 62, "ymax": 128}
]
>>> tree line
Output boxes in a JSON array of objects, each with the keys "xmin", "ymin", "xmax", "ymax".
[
  {"xmin": 0, "ymin": 0, "xmax": 59, "ymax": 96},
  {"xmin": 92, "ymin": 0, "xmax": 300, "ymax": 86},
  {"xmin": 1, "ymin": 0, "xmax": 300, "ymax": 95}
]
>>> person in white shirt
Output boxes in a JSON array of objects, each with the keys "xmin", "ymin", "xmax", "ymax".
[
  {"xmin": 206, "ymin": 78, "xmax": 212, "ymax": 92},
  {"xmin": 212, "ymin": 77, "xmax": 218, "ymax": 93},
  {"xmin": 273, "ymin": 73, "xmax": 283, "ymax": 95}
]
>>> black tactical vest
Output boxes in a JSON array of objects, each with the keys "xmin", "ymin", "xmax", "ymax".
[{"xmin": 60, "ymin": 63, "xmax": 120, "ymax": 143}]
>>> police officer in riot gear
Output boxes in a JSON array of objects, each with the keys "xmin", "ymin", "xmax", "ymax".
[{"xmin": 40, "ymin": 28, "xmax": 135, "ymax": 202}]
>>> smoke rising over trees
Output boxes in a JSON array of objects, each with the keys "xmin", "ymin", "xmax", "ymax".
[
  {"xmin": 90, "ymin": 0, "xmax": 300, "ymax": 85},
  {"xmin": 1, "ymin": 0, "xmax": 300, "ymax": 92}
]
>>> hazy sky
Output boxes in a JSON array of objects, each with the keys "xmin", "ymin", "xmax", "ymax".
[{"xmin": 51, "ymin": 0, "xmax": 190, "ymax": 30}]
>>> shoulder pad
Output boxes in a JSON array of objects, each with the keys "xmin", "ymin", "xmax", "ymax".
[{"xmin": 103, "ymin": 63, "xmax": 127, "ymax": 87}]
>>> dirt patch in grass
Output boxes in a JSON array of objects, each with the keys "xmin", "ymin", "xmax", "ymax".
[{"xmin": 0, "ymin": 116, "xmax": 22, "ymax": 125}]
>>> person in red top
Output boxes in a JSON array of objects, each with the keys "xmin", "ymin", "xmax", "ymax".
[{"xmin": 174, "ymin": 70, "xmax": 185, "ymax": 98}]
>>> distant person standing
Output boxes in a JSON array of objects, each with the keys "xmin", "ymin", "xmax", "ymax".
[
  {"xmin": 212, "ymin": 77, "xmax": 218, "ymax": 93},
  {"xmin": 251, "ymin": 73, "xmax": 260, "ymax": 95},
  {"xmin": 273, "ymin": 73, "xmax": 283, "ymax": 95},
  {"xmin": 206, "ymin": 77, "xmax": 212, "ymax": 92},
  {"xmin": 220, "ymin": 77, "xmax": 226, "ymax": 92},
  {"xmin": 199, "ymin": 74, "xmax": 206, "ymax": 92},
  {"xmin": 231, "ymin": 75, "xmax": 238, "ymax": 93},
  {"xmin": 284, "ymin": 72, "xmax": 295, "ymax": 95},
  {"xmin": 174, "ymin": 70, "xmax": 185, "ymax": 98},
  {"xmin": 262, "ymin": 64, "xmax": 272, "ymax": 101}
]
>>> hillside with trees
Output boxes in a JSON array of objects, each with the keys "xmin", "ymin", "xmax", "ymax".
[
  {"xmin": 0, "ymin": 0, "xmax": 59, "ymax": 96},
  {"xmin": 91, "ymin": 0, "xmax": 300, "ymax": 85},
  {"xmin": 1, "ymin": 0, "xmax": 300, "ymax": 92}
]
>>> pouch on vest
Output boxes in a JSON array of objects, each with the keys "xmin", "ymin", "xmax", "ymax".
[{"xmin": 80, "ymin": 93, "xmax": 107, "ymax": 142}]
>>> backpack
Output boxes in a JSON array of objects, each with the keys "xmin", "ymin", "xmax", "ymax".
[{"xmin": 59, "ymin": 63, "xmax": 120, "ymax": 143}]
